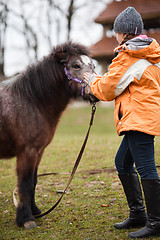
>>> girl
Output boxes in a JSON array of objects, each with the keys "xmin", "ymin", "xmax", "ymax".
[{"xmin": 84, "ymin": 7, "xmax": 160, "ymax": 239}]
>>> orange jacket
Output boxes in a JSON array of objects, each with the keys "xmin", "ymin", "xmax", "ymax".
[{"xmin": 90, "ymin": 37, "xmax": 160, "ymax": 136}]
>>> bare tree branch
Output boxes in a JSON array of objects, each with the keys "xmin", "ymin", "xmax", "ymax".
[
  {"xmin": 0, "ymin": 0, "xmax": 9, "ymax": 77},
  {"xmin": 67, "ymin": 0, "xmax": 75, "ymax": 40},
  {"xmin": 18, "ymin": 0, "xmax": 38, "ymax": 60}
]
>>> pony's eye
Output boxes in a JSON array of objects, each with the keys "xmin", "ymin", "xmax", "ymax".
[{"xmin": 73, "ymin": 64, "xmax": 81, "ymax": 69}]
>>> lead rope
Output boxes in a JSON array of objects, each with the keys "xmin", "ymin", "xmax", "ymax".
[{"xmin": 34, "ymin": 103, "xmax": 96, "ymax": 218}]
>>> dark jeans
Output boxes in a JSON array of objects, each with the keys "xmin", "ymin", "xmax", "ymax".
[{"xmin": 115, "ymin": 131, "xmax": 159, "ymax": 179}]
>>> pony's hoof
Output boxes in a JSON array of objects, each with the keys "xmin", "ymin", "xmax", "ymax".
[{"xmin": 24, "ymin": 221, "xmax": 37, "ymax": 229}]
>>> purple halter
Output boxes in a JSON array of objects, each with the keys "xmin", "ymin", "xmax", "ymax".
[{"xmin": 64, "ymin": 66, "xmax": 86, "ymax": 95}]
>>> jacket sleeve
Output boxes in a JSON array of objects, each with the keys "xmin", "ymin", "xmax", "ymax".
[{"xmin": 89, "ymin": 52, "xmax": 134, "ymax": 101}]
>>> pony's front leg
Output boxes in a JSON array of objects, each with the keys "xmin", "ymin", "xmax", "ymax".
[
  {"xmin": 31, "ymin": 150, "xmax": 44, "ymax": 216},
  {"xmin": 31, "ymin": 168, "xmax": 41, "ymax": 216},
  {"xmin": 16, "ymin": 149, "xmax": 38, "ymax": 229}
]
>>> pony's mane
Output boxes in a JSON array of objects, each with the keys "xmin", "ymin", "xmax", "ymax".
[{"xmin": 6, "ymin": 42, "xmax": 89, "ymax": 107}]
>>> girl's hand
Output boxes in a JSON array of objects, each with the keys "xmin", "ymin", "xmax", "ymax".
[
  {"xmin": 83, "ymin": 72, "xmax": 92, "ymax": 83},
  {"xmin": 83, "ymin": 72, "xmax": 98, "ymax": 84}
]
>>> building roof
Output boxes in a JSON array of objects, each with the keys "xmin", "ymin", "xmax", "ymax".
[
  {"xmin": 95, "ymin": 0, "xmax": 160, "ymax": 29},
  {"xmin": 90, "ymin": 37, "xmax": 117, "ymax": 59},
  {"xmin": 90, "ymin": 31, "xmax": 160, "ymax": 60}
]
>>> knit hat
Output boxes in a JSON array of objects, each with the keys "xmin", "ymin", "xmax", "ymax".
[{"xmin": 113, "ymin": 7, "xmax": 144, "ymax": 35}]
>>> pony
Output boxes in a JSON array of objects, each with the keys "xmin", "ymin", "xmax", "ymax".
[{"xmin": 0, "ymin": 42, "xmax": 97, "ymax": 229}]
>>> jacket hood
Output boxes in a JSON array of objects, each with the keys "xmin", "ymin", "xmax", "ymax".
[{"xmin": 124, "ymin": 36, "xmax": 160, "ymax": 64}]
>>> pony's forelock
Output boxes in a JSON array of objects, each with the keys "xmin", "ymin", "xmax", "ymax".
[{"xmin": 52, "ymin": 41, "xmax": 90, "ymax": 63}]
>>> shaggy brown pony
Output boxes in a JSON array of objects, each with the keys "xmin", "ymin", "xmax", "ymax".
[{"xmin": 0, "ymin": 42, "xmax": 97, "ymax": 229}]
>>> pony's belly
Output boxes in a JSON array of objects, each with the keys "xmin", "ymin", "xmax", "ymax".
[
  {"xmin": 0, "ymin": 141, "xmax": 16, "ymax": 159},
  {"xmin": 0, "ymin": 152, "xmax": 15, "ymax": 159}
]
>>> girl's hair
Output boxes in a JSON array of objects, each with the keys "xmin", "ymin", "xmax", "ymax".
[{"xmin": 120, "ymin": 33, "xmax": 139, "ymax": 45}]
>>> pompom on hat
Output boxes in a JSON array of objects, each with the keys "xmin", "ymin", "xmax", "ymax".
[{"xmin": 113, "ymin": 7, "xmax": 144, "ymax": 35}]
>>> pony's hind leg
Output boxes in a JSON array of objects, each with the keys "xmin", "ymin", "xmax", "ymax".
[{"xmin": 16, "ymin": 148, "xmax": 38, "ymax": 229}]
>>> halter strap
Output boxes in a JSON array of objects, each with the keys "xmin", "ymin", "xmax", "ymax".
[
  {"xmin": 64, "ymin": 66, "xmax": 83, "ymax": 84},
  {"xmin": 64, "ymin": 66, "xmax": 87, "ymax": 95}
]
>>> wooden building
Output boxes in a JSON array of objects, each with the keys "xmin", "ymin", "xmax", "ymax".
[{"xmin": 91, "ymin": 0, "xmax": 160, "ymax": 74}]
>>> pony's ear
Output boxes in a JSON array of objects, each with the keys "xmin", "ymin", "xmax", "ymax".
[{"xmin": 54, "ymin": 51, "xmax": 69, "ymax": 64}]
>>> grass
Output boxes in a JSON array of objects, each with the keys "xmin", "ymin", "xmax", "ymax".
[{"xmin": 1, "ymin": 103, "xmax": 160, "ymax": 240}]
